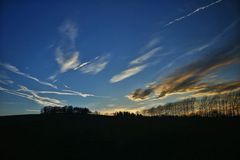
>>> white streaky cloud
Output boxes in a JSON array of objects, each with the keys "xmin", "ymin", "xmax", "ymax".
[
  {"xmin": 36, "ymin": 89, "xmax": 94, "ymax": 98},
  {"xmin": 165, "ymin": 0, "xmax": 223, "ymax": 27},
  {"xmin": 143, "ymin": 38, "xmax": 160, "ymax": 50},
  {"xmin": 6, "ymin": 80, "xmax": 14, "ymax": 84},
  {"xmin": 48, "ymin": 73, "xmax": 58, "ymax": 81},
  {"xmin": 50, "ymin": 21, "xmax": 80, "ymax": 79},
  {"xmin": 73, "ymin": 61, "xmax": 90, "ymax": 70},
  {"xmin": 0, "ymin": 86, "xmax": 64, "ymax": 106},
  {"xmin": 55, "ymin": 48, "xmax": 80, "ymax": 73},
  {"xmin": 130, "ymin": 47, "xmax": 162, "ymax": 66},
  {"xmin": 61, "ymin": 52, "xmax": 79, "ymax": 72},
  {"xmin": 63, "ymin": 84, "xmax": 71, "ymax": 89},
  {"xmin": 110, "ymin": 64, "xmax": 147, "ymax": 83},
  {"xmin": 51, "ymin": 21, "xmax": 110, "ymax": 77},
  {"xmin": 36, "ymin": 91, "xmax": 76, "ymax": 95},
  {"xmin": 79, "ymin": 56, "xmax": 109, "ymax": 74},
  {"xmin": 0, "ymin": 79, "xmax": 14, "ymax": 85},
  {"xmin": 0, "ymin": 62, "xmax": 57, "ymax": 89},
  {"xmin": 18, "ymin": 86, "xmax": 64, "ymax": 106},
  {"xmin": 184, "ymin": 43, "xmax": 210, "ymax": 56},
  {"xmin": 62, "ymin": 89, "xmax": 95, "ymax": 98},
  {"xmin": 59, "ymin": 21, "xmax": 78, "ymax": 44},
  {"xmin": 0, "ymin": 63, "xmax": 19, "ymax": 73}
]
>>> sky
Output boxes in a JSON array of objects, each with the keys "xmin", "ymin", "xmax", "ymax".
[{"xmin": 0, "ymin": 0, "xmax": 240, "ymax": 115}]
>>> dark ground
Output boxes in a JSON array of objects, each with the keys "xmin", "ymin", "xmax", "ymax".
[{"xmin": 0, "ymin": 114, "xmax": 239, "ymax": 160}]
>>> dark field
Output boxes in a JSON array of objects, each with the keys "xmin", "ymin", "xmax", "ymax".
[{"xmin": 0, "ymin": 115, "xmax": 239, "ymax": 160}]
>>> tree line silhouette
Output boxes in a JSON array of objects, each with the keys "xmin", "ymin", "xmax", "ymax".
[
  {"xmin": 41, "ymin": 106, "xmax": 143, "ymax": 117},
  {"xmin": 142, "ymin": 90, "xmax": 240, "ymax": 117},
  {"xmin": 113, "ymin": 111, "xmax": 143, "ymax": 117},
  {"xmin": 41, "ymin": 106, "xmax": 91, "ymax": 115}
]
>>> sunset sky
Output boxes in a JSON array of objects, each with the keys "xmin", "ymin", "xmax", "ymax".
[{"xmin": 0, "ymin": 0, "xmax": 240, "ymax": 115}]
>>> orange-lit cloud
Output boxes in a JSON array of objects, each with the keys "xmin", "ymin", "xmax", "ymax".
[
  {"xmin": 128, "ymin": 46, "xmax": 240, "ymax": 101},
  {"xmin": 192, "ymin": 81, "xmax": 240, "ymax": 97}
]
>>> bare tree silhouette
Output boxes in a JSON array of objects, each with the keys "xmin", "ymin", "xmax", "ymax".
[{"xmin": 143, "ymin": 90, "xmax": 240, "ymax": 117}]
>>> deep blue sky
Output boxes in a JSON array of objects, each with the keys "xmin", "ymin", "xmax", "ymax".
[{"xmin": 0, "ymin": 0, "xmax": 240, "ymax": 115}]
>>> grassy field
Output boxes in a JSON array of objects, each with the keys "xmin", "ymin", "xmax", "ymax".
[{"xmin": 0, "ymin": 114, "xmax": 239, "ymax": 160}]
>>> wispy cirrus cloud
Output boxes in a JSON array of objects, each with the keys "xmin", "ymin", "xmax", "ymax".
[
  {"xmin": 0, "ymin": 79, "xmax": 8, "ymax": 85},
  {"xmin": 63, "ymin": 83, "xmax": 71, "ymax": 89},
  {"xmin": 0, "ymin": 79, "xmax": 14, "ymax": 86},
  {"xmin": 128, "ymin": 45, "xmax": 240, "ymax": 101},
  {"xmin": 110, "ymin": 64, "xmax": 147, "ymax": 83},
  {"xmin": 129, "ymin": 47, "xmax": 162, "ymax": 66},
  {"xmin": 192, "ymin": 81, "xmax": 240, "ymax": 97},
  {"xmin": 17, "ymin": 85, "xmax": 65, "ymax": 106},
  {"xmin": 55, "ymin": 47, "xmax": 80, "ymax": 73},
  {"xmin": 62, "ymin": 89, "xmax": 95, "ymax": 98},
  {"xmin": 73, "ymin": 62, "xmax": 90, "ymax": 70},
  {"xmin": 79, "ymin": 56, "xmax": 109, "ymax": 75},
  {"xmin": 0, "ymin": 85, "xmax": 64, "ymax": 106},
  {"xmin": 164, "ymin": 0, "xmax": 224, "ymax": 27},
  {"xmin": 0, "ymin": 78, "xmax": 100, "ymax": 108},
  {"xmin": 50, "ymin": 21, "xmax": 109, "ymax": 80},
  {"xmin": 58, "ymin": 20, "xmax": 78, "ymax": 45},
  {"xmin": 142, "ymin": 38, "xmax": 160, "ymax": 51},
  {"xmin": 110, "ymin": 38, "xmax": 163, "ymax": 83},
  {"xmin": 0, "ymin": 63, "xmax": 97, "ymax": 107},
  {"xmin": 36, "ymin": 89, "xmax": 95, "ymax": 98},
  {"xmin": 0, "ymin": 62, "xmax": 57, "ymax": 89},
  {"xmin": 50, "ymin": 21, "xmax": 81, "ymax": 79}
]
